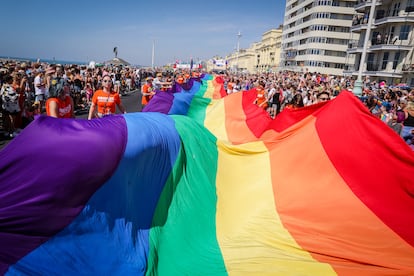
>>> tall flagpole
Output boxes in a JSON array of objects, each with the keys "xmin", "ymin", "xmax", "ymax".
[{"xmin": 151, "ymin": 39, "xmax": 155, "ymax": 69}]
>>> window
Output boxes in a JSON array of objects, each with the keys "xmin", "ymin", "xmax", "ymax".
[
  {"xmin": 343, "ymin": 1, "xmax": 353, "ymax": 7},
  {"xmin": 393, "ymin": 52, "xmax": 400, "ymax": 69},
  {"xmin": 400, "ymin": 25, "xmax": 410, "ymax": 40},
  {"xmin": 382, "ymin": 52, "xmax": 389, "ymax": 70},
  {"xmin": 367, "ymin": 53, "xmax": 375, "ymax": 70},
  {"xmin": 307, "ymin": 49, "xmax": 322, "ymax": 55},
  {"xmin": 406, "ymin": 0, "xmax": 414, "ymax": 12},
  {"xmin": 392, "ymin": 2, "xmax": 401, "ymax": 16}
]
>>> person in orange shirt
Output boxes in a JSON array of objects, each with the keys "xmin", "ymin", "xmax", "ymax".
[
  {"xmin": 87, "ymin": 74, "xmax": 126, "ymax": 119},
  {"xmin": 253, "ymin": 81, "xmax": 268, "ymax": 110},
  {"xmin": 46, "ymin": 80, "xmax": 75, "ymax": 118},
  {"xmin": 226, "ymin": 79, "xmax": 234, "ymax": 94},
  {"xmin": 176, "ymin": 75, "xmax": 185, "ymax": 85},
  {"xmin": 184, "ymin": 73, "xmax": 190, "ymax": 82},
  {"xmin": 192, "ymin": 71, "xmax": 200, "ymax": 78},
  {"xmin": 141, "ymin": 77, "xmax": 155, "ymax": 108}
]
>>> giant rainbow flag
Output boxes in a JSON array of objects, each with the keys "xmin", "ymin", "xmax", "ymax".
[{"xmin": 0, "ymin": 74, "xmax": 413, "ymax": 275}]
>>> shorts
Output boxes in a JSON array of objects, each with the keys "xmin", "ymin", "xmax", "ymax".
[{"xmin": 35, "ymin": 94, "xmax": 45, "ymax": 102}]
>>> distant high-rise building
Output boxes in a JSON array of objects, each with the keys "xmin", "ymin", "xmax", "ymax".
[
  {"xmin": 280, "ymin": 0, "xmax": 358, "ymax": 75},
  {"xmin": 346, "ymin": 0, "xmax": 414, "ymax": 86}
]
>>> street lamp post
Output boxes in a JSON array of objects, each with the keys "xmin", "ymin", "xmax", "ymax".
[
  {"xmin": 353, "ymin": 0, "xmax": 377, "ymax": 96},
  {"xmin": 151, "ymin": 39, "xmax": 155, "ymax": 69},
  {"xmin": 236, "ymin": 31, "xmax": 242, "ymax": 72}
]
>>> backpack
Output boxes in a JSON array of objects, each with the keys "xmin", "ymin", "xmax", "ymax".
[
  {"xmin": 1, "ymin": 84, "xmax": 20, "ymax": 113},
  {"xmin": 396, "ymin": 110, "xmax": 405, "ymax": 123}
]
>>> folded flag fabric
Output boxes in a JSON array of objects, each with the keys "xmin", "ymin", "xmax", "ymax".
[{"xmin": 0, "ymin": 74, "xmax": 413, "ymax": 275}]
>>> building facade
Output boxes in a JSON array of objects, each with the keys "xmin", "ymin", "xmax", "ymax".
[
  {"xmin": 280, "ymin": 0, "xmax": 358, "ymax": 75},
  {"xmin": 346, "ymin": 0, "xmax": 414, "ymax": 86},
  {"xmin": 224, "ymin": 27, "xmax": 283, "ymax": 74}
]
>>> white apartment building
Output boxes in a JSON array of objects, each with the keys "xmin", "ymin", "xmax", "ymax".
[
  {"xmin": 280, "ymin": 0, "xmax": 358, "ymax": 75},
  {"xmin": 346, "ymin": 0, "xmax": 414, "ymax": 86}
]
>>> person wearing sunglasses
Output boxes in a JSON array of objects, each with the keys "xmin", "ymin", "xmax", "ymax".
[
  {"xmin": 316, "ymin": 91, "xmax": 330, "ymax": 103},
  {"xmin": 87, "ymin": 74, "xmax": 126, "ymax": 119}
]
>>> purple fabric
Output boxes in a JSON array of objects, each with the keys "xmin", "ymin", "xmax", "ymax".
[
  {"xmin": 143, "ymin": 91, "xmax": 175, "ymax": 114},
  {"xmin": 171, "ymin": 83, "xmax": 183, "ymax": 93},
  {"xmin": 181, "ymin": 78, "xmax": 196, "ymax": 91},
  {"xmin": 142, "ymin": 79, "xmax": 202, "ymax": 114},
  {"xmin": 0, "ymin": 115, "xmax": 127, "ymax": 274},
  {"xmin": 143, "ymin": 83, "xmax": 184, "ymax": 114}
]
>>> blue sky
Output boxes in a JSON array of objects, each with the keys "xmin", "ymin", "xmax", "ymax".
[{"xmin": 1, "ymin": 0, "xmax": 286, "ymax": 66}]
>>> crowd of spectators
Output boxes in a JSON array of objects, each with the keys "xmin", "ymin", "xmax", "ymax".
[
  {"xmin": 0, "ymin": 59, "xmax": 152, "ymax": 138},
  {"xmin": 220, "ymin": 70, "xmax": 414, "ymax": 146},
  {"xmin": 1, "ymin": 59, "xmax": 413, "ymax": 148}
]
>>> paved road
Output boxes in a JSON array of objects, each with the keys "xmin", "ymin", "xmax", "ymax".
[
  {"xmin": 75, "ymin": 88, "xmax": 142, "ymax": 118},
  {"xmin": 0, "ymin": 89, "xmax": 143, "ymax": 150}
]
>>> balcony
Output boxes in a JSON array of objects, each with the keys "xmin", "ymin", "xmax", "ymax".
[
  {"xmin": 354, "ymin": 0, "xmax": 383, "ymax": 12},
  {"xmin": 370, "ymin": 36, "xmax": 412, "ymax": 51},
  {"xmin": 343, "ymin": 65, "xmax": 359, "ymax": 76},
  {"xmin": 351, "ymin": 23, "xmax": 373, "ymax": 33},
  {"xmin": 347, "ymin": 40, "xmax": 368, "ymax": 54},
  {"xmin": 352, "ymin": 14, "xmax": 369, "ymax": 26},
  {"xmin": 375, "ymin": 15, "xmax": 414, "ymax": 26},
  {"xmin": 402, "ymin": 64, "xmax": 414, "ymax": 72},
  {"xmin": 366, "ymin": 63, "xmax": 403, "ymax": 78}
]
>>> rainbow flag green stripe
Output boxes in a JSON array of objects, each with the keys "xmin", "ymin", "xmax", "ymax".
[{"xmin": 148, "ymin": 115, "xmax": 226, "ymax": 275}]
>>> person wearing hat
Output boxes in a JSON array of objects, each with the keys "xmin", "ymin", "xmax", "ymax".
[{"xmin": 45, "ymin": 79, "xmax": 75, "ymax": 118}]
